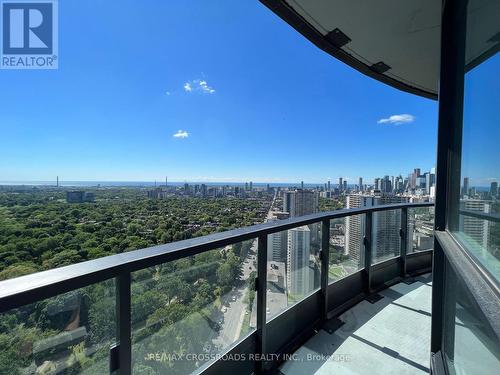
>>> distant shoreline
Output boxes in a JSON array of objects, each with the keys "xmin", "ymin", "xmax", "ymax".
[
  {"xmin": 0, "ymin": 181, "xmax": 323, "ymax": 188},
  {"xmin": 0, "ymin": 181, "xmax": 491, "ymax": 190}
]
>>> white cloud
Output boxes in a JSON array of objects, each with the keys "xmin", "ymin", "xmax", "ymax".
[
  {"xmin": 173, "ymin": 130, "xmax": 189, "ymax": 139},
  {"xmin": 183, "ymin": 79, "xmax": 215, "ymax": 94},
  {"xmin": 165, "ymin": 91, "xmax": 171, "ymax": 96},
  {"xmin": 377, "ymin": 114, "xmax": 415, "ymax": 125}
]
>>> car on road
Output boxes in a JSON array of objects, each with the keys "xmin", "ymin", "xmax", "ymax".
[
  {"xmin": 221, "ymin": 306, "xmax": 227, "ymax": 313},
  {"xmin": 231, "ymin": 296, "xmax": 236, "ymax": 301}
]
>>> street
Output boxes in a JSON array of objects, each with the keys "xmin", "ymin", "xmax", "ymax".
[
  {"xmin": 212, "ymin": 242, "xmax": 256, "ymax": 348},
  {"xmin": 212, "ymin": 193, "xmax": 277, "ymax": 349}
]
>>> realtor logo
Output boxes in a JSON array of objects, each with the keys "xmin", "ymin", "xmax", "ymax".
[{"xmin": 1, "ymin": 0, "xmax": 58, "ymax": 69}]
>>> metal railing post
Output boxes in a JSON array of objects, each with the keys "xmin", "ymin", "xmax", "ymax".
[
  {"xmin": 115, "ymin": 273, "xmax": 132, "ymax": 375},
  {"xmin": 256, "ymin": 235, "xmax": 268, "ymax": 373},
  {"xmin": 321, "ymin": 219, "xmax": 330, "ymax": 322},
  {"xmin": 363, "ymin": 212, "xmax": 373, "ymax": 294},
  {"xmin": 400, "ymin": 207, "xmax": 408, "ymax": 278}
]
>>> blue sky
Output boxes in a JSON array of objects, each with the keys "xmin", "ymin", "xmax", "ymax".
[{"xmin": 0, "ymin": 0, "xmax": 493, "ymax": 186}]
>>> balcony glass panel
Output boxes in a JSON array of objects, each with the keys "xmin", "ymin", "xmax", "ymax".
[
  {"xmin": 453, "ymin": 207, "xmax": 500, "ymax": 280},
  {"xmin": 407, "ymin": 206, "xmax": 435, "ymax": 253},
  {"xmin": 266, "ymin": 223, "xmax": 321, "ymax": 321},
  {"xmin": 372, "ymin": 209, "xmax": 401, "ymax": 264},
  {"xmin": 328, "ymin": 214, "xmax": 364, "ymax": 283},
  {"xmin": 131, "ymin": 239, "xmax": 256, "ymax": 374},
  {"xmin": 443, "ymin": 264, "xmax": 500, "ymax": 374},
  {"xmin": 0, "ymin": 280, "xmax": 115, "ymax": 375},
  {"xmin": 451, "ymin": 0, "xmax": 500, "ymax": 281}
]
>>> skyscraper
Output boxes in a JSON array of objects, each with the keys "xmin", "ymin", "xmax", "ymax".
[
  {"xmin": 358, "ymin": 177, "xmax": 363, "ymax": 191},
  {"xmin": 282, "ymin": 190, "xmax": 319, "ymax": 217},
  {"xmin": 403, "ymin": 177, "xmax": 409, "ymax": 192},
  {"xmin": 287, "ymin": 225, "xmax": 311, "ymax": 296},
  {"xmin": 490, "ymin": 181, "xmax": 498, "ymax": 197},
  {"xmin": 381, "ymin": 175, "xmax": 392, "ymax": 193},
  {"xmin": 430, "ymin": 167, "xmax": 436, "ymax": 191},
  {"xmin": 394, "ymin": 176, "xmax": 404, "ymax": 193},
  {"xmin": 339, "ymin": 177, "xmax": 343, "ymax": 191},
  {"xmin": 410, "ymin": 168, "xmax": 421, "ymax": 190},
  {"xmin": 462, "ymin": 177, "xmax": 470, "ymax": 197},
  {"xmin": 425, "ymin": 171, "xmax": 436, "ymax": 195}
]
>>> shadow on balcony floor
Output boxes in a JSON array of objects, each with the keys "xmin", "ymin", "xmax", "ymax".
[{"xmin": 279, "ymin": 273, "xmax": 432, "ymax": 375}]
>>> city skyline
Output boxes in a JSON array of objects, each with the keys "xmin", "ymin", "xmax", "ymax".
[{"xmin": 1, "ymin": 165, "xmax": 494, "ymax": 189}]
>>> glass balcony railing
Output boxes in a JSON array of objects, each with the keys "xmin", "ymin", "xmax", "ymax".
[
  {"xmin": 0, "ymin": 202, "xmax": 433, "ymax": 375},
  {"xmin": 0, "ymin": 280, "xmax": 116, "ymax": 375},
  {"xmin": 408, "ymin": 206, "xmax": 435, "ymax": 254},
  {"xmin": 328, "ymin": 214, "xmax": 364, "ymax": 283},
  {"xmin": 372, "ymin": 209, "xmax": 402, "ymax": 264},
  {"xmin": 266, "ymin": 225, "xmax": 321, "ymax": 321},
  {"xmin": 130, "ymin": 240, "xmax": 257, "ymax": 374}
]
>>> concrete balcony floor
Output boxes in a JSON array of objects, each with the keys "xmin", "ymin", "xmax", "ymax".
[{"xmin": 280, "ymin": 274, "xmax": 432, "ymax": 375}]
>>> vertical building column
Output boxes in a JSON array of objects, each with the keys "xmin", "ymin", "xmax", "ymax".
[{"xmin": 431, "ymin": 0, "xmax": 467, "ymax": 355}]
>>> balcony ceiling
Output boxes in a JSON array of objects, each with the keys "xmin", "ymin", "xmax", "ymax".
[{"xmin": 261, "ymin": 0, "xmax": 500, "ymax": 100}]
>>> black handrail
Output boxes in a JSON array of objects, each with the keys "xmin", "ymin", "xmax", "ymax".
[
  {"xmin": 0, "ymin": 202, "xmax": 432, "ymax": 313},
  {"xmin": 459, "ymin": 209, "xmax": 500, "ymax": 223}
]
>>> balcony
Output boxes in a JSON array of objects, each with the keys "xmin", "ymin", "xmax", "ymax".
[
  {"xmin": 1, "ymin": 0, "xmax": 498, "ymax": 373},
  {"xmin": 0, "ymin": 202, "xmax": 434, "ymax": 375}
]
